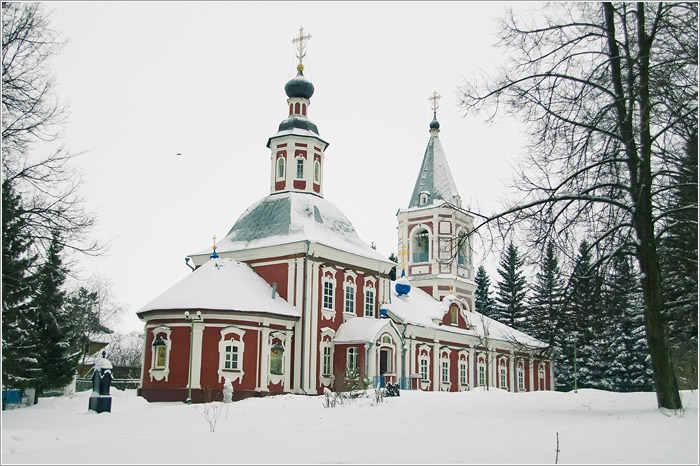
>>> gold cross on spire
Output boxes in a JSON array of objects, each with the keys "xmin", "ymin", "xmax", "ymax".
[
  {"xmin": 398, "ymin": 243, "xmax": 408, "ymax": 270},
  {"xmin": 212, "ymin": 235, "xmax": 217, "ymax": 252},
  {"xmin": 429, "ymin": 90, "xmax": 442, "ymax": 113},
  {"xmin": 292, "ymin": 26, "xmax": 312, "ymax": 70}
]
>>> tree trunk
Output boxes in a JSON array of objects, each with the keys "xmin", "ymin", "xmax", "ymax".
[{"xmin": 633, "ymin": 2, "xmax": 682, "ymax": 409}]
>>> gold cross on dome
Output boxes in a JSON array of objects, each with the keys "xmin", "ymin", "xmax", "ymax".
[
  {"xmin": 429, "ymin": 91, "xmax": 442, "ymax": 113},
  {"xmin": 292, "ymin": 26, "xmax": 312, "ymax": 67},
  {"xmin": 398, "ymin": 243, "xmax": 408, "ymax": 270},
  {"xmin": 212, "ymin": 235, "xmax": 217, "ymax": 251}
]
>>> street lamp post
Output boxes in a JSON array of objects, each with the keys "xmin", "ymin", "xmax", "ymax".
[{"xmin": 184, "ymin": 310, "xmax": 203, "ymax": 404}]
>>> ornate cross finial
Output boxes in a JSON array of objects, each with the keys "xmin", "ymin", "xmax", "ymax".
[
  {"xmin": 429, "ymin": 91, "xmax": 442, "ymax": 114},
  {"xmin": 292, "ymin": 26, "xmax": 312, "ymax": 70},
  {"xmin": 398, "ymin": 244, "xmax": 408, "ymax": 270},
  {"xmin": 212, "ymin": 235, "xmax": 217, "ymax": 251},
  {"xmin": 210, "ymin": 235, "xmax": 219, "ymax": 259}
]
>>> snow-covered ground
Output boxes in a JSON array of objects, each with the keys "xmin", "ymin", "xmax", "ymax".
[{"xmin": 2, "ymin": 388, "xmax": 698, "ymax": 464}]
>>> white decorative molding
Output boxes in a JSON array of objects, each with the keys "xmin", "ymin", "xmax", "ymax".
[
  {"xmin": 321, "ymin": 268, "xmax": 337, "ymax": 322},
  {"xmin": 148, "ymin": 326, "xmax": 172, "ymax": 382},
  {"xmin": 217, "ymin": 326, "xmax": 246, "ymax": 384}
]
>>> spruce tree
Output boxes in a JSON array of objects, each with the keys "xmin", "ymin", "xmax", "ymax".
[
  {"xmin": 32, "ymin": 232, "xmax": 80, "ymax": 394},
  {"xmin": 602, "ymin": 256, "xmax": 653, "ymax": 392},
  {"xmin": 659, "ymin": 131, "xmax": 698, "ymax": 389},
  {"xmin": 494, "ymin": 243, "xmax": 528, "ymax": 331},
  {"xmin": 564, "ymin": 241, "xmax": 604, "ymax": 390},
  {"xmin": 529, "ymin": 242, "xmax": 564, "ymax": 346},
  {"xmin": 474, "ymin": 265, "xmax": 495, "ymax": 317},
  {"xmin": 2, "ymin": 181, "xmax": 42, "ymax": 389}
]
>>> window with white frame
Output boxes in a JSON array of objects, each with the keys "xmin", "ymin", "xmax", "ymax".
[
  {"xmin": 149, "ymin": 327, "xmax": 172, "ymax": 382},
  {"xmin": 517, "ymin": 364, "xmax": 525, "ymax": 391},
  {"xmin": 323, "ymin": 280, "xmax": 334, "ymax": 310},
  {"xmin": 457, "ymin": 230, "xmax": 469, "ymax": 266},
  {"xmin": 322, "ymin": 346, "xmax": 332, "ymax": 376},
  {"xmin": 459, "ymin": 360, "xmax": 467, "ymax": 385},
  {"xmin": 478, "ymin": 365, "xmax": 486, "ymax": 387},
  {"xmin": 364, "ymin": 288, "xmax": 375, "ymax": 317},
  {"xmin": 412, "ymin": 229, "xmax": 430, "ymax": 263},
  {"xmin": 296, "ymin": 158, "xmax": 304, "ymax": 178},
  {"xmin": 217, "ymin": 327, "xmax": 246, "ymax": 383},
  {"xmin": 500, "ymin": 366, "xmax": 507, "ymax": 389},
  {"xmin": 347, "ymin": 347, "xmax": 358, "ymax": 371},
  {"xmin": 539, "ymin": 367, "xmax": 546, "ymax": 390},
  {"xmin": 277, "ymin": 157, "xmax": 285, "ymax": 179},
  {"xmin": 441, "ymin": 360, "xmax": 449, "ymax": 383},
  {"xmin": 420, "ymin": 358, "xmax": 429, "ymax": 381},
  {"xmin": 314, "ymin": 160, "xmax": 320, "ymax": 183},
  {"xmin": 224, "ymin": 343, "xmax": 239, "ymax": 370},
  {"xmin": 344, "ymin": 284, "xmax": 355, "ymax": 314}
]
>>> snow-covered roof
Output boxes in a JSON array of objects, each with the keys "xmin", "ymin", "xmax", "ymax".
[
  {"xmin": 137, "ymin": 258, "xmax": 300, "ymax": 318},
  {"xmin": 408, "ymin": 133, "xmax": 461, "ymax": 208},
  {"xmin": 194, "ymin": 192, "xmax": 391, "ymax": 264},
  {"xmin": 334, "ymin": 317, "xmax": 398, "ymax": 344},
  {"xmin": 383, "ymin": 281, "xmax": 546, "ymax": 348}
]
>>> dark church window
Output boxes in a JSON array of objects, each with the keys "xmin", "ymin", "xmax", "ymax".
[
  {"xmin": 413, "ymin": 229, "xmax": 429, "ymax": 263},
  {"xmin": 270, "ymin": 342, "xmax": 284, "ymax": 375},
  {"xmin": 297, "ymin": 158, "xmax": 304, "ymax": 179}
]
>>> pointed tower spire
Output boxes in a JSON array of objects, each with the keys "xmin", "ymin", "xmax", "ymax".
[{"xmin": 407, "ymin": 91, "xmax": 461, "ymax": 208}]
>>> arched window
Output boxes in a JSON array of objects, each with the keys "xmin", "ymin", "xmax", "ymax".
[
  {"xmin": 314, "ymin": 160, "xmax": 320, "ymax": 183},
  {"xmin": 294, "ymin": 102, "xmax": 300, "ymax": 114},
  {"xmin": 457, "ymin": 230, "xmax": 468, "ymax": 266},
  {"xmin": 296, "ymin": 158, "xmax": 304, "ymax": 179},
  {"xmin": 277, "ymin": 157, "xmax": 285, "ymax": 179},
  {"xmin": 269, "ymin": 342, "xmax": 284, "ymax": 375},
  {"xmin": 450, "ymin": 303, "xmax": 459, "ymax": 325},
  {"xmin": 539, "ymin": 366, "xmax": 546, "ymax": 390},
  {"xmin": 302, "ymin": 103, "xmax": 307, "ymax": 116},
  {"xmin": 412, "ymin": 229, "xmax": 429, "ymax": 263}
]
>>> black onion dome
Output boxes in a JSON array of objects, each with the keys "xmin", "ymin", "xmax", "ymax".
[{"xmin": 285, "ymin": 70, "xmax": 315, "ymax": 99}]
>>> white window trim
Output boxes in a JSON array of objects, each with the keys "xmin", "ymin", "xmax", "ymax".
[
  {"xmin": 517, "ymin": 361, "xmax": 526, "ymax": 392},
  {"xmin": 319, "ymin": 328, "xmax": 336, "ymax": 387},
  {"xmin": 344, "ymin": 275, "xmax": 356, "ymax": 315},
  {"xmin": 477, "ymin": 353, "xmax": 486, "ymax": 387},
  {"xmin": 539, "ymin": 366, "xmax": 546, "ymax": 390},
  {"xmin": 347, "ymin": 347, "xmax": 359, "ymax": 372},
  {"xmin": 417, "ymin": 343, "xmax": 431, "ymax": 390},
  {"xmin": 217, "ymin": 327, "xmax": 246, "ymax": 384},
  {"xmin": 267, "ymin": 331, "xmax": 287, "ymax": 386},
  {"xmin": 313, "ymin": 160, "xmax": 321, "ymax": 184},
  {"xmin": 440, "ymin": 349, "xmax": 451, "ymax": 391},
  {"xmin": 410, "ymin": 225, "xmax": 431, "ymax": 264},
  {"xmin": 458, "ymin": 350, "xmax": 469, "ymax": 391},
  {"xmin": 321, "ymin": 266, "xmax": 337, "ymax": 321},
  {"xmin": 276, "ymin": 156, "xmax": 286, "ymax": 181},
  {"xmin": 148, "ymin": 326, "xmax": 172, "ymax": 382},
  {"xmin": 500, "ymin": 365, "xmax": 508, "ymax": 390},
  {"xmin": 295, "ymin": 156, "xmax": 304, "ymax": 179},
  {"xmin": 364, "ymin": 287, "xmax": 375, "ymax": 317}
]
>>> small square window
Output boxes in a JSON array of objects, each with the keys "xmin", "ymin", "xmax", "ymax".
[{"xmin": 296, "ymin": 159, "xmax": 304, "ymax": 178}]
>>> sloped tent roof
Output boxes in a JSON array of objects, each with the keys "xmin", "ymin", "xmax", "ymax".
[
  {"xmin": 137, "ymin": 258, "xmax": 300, "ymax": 318},
  {"xmin": 383, "ymin": 281, "xmax": 546, "ymax": 348},
  {"xmin": 334, "ymin": 317, "xmax": 401, "ymax": 344},
  {"xmin": 194, "ymin": 191, "xmax": 390, "ymax": 264},
  {"xmin": 407, "ymin": 132, "xmax": 461, "ymax": 209}
]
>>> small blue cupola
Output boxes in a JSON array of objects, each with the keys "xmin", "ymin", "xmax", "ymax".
[{"xmin": 395, "ymin": 269, "xmax": 411, "ymax": 296}]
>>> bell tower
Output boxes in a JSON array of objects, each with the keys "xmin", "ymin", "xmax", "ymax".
[{"xmin": 267, "ymin": 27, "xmax": 329, "ymax": 197}]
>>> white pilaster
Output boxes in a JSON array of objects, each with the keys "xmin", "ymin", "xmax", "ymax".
[
  {"xmin": 509, "ymin": 352, "xmax": 515, "ymax": 392},
  {"xmin": 432, "ymin": 342, "xmax": 440, "ymax": 392},
  {"xmin": 529, "ymin": 356, "xmax": 535, "ymax": 392},
  {"xmin": 468, "ymin": 347, "xmax": 474, "ymax": 390},
  {"xmin": 190, "ymin": 323, "xmax": 205, "ymax": 389}
]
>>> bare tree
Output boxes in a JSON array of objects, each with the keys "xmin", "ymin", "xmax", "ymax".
[
  {"xmin": 458, "ymin": 2, "xmax": 696, "ymax": 409},
  {"xmin": 2, "ymin": 2, "xmax": 101, "ymax": 257}
]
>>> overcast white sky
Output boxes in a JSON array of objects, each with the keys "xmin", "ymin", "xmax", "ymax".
[{"xmin": 41, "ymin": 1, "xmax": 533, "ymax": 333}]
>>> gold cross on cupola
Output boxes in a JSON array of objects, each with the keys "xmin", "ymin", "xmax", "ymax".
[
  {"xmin": 429, "ymin": 91, "xmax": 442, "ymax": 113},
  {"xmin": 398, "ymin": 243, "xmax": 408, "ymax": 270},
  {"xmin": 292, "ymin": 26, "xmax": 312, "ymax": 71}
]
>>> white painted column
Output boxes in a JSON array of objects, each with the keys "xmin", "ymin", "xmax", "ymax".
[
  {"xmin": 191, "ymin": 322, "xmax": 205, "ymax": 389},
  {"xmin": 529, "ymin": 356, "xmax": 535, "ymax": 392},
  {"xmin": 259, "ymin": 327, "xmax": 271, "ymax": 391},
  {"xmin": 432, "ymin": 342, "xmax": 440, "ymax": 392},
  {"xmin": 468, "ymin": 347, "xmax": 474, "ymax": 391},
  {"xmin": 550, "ymin": 361, "xmax": 555, "ymax": 391},
  {"xmin": 307, "ymin": 261, "xmax": 320, "ymax": 393},
  {"xmin": 293, "ymin": 258, "xmax": 304, "ymax": 393},
  {"xmin": 284, "ymin": 330, "xmax": 292, "ymax": 392},
  {"xmin": 509, "ymin": 351, "xmax": 515, "ymax": 392}
]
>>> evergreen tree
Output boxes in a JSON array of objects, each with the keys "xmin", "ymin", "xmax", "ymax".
[
  {"xmin": 602, "ymin": 256, "xmax": 653, "ymax": 392},
  {"xmin": 32, "ymin": 232, "xmax": 80, "ymax": 394},
  {"xmin": 563, "ymin": 241, "xmax": 604, "ymax": 390},
  {"xmin": 474, "ymin": 265, "xmax": 496, "ymax": 317},
  {"xmin": 660, "ymin": 131, "xmax": 698, "ymax": 389},
  {"xmin": 2, "ymin": 180, "xmax": 42, "ymax": 389},
  {"xmin": 528, "ymin": 242, "xmax": 564, "ymax": 346},
  {"xmin": 494, "ymin": 243, "xmax": 528, "ymax": 331},
  {"xmin": 65, "ymin": 286, "xmax": 112, "ymax": 367}
]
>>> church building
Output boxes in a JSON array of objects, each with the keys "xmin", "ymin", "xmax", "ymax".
[{"xmin": 136, "ymin": 29, "xmax": 553, "ymax": 403}]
